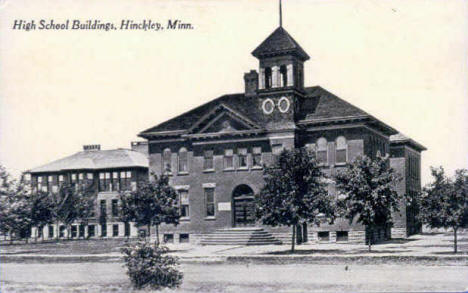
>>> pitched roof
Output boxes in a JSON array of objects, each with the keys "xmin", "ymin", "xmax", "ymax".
[
  {"xmin": 390, "ymin": 133, "xmax": 427, "ymax": 151},
  {"xmin": 28, "ymin": 149, "xmax": 148, "ymax": 173},
  {"xmin": 252, "ymin": 27, "xmax": 310, "ymax": 61},
  {"xmin": 139, "ymin": 86, "xmax": 397, "ymax": 137}
]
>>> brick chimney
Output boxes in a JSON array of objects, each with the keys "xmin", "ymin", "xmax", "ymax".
[
  {"xmin": 244, "ymin": 70, "xmax": 258, "ymax": 97},
  {"xmin": 83, "ymin": 144, "xmax": 101, "ymax": 151}
]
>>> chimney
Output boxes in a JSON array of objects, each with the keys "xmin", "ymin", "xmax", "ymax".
[
  {"xmin": 244, "ymin": 70, "xmax": 258, "ymax": 97},
  {"xmin": 83, "ymin": 144, "xmax": 101, "ymax": 151}
]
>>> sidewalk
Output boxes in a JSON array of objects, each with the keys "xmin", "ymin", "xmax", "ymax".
[{"xmin": 1, "ymin": 232, "xmax": 467, "ymax": 265}]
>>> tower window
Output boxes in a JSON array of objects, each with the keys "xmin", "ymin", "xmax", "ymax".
[
  {"xmin": 238, "ymin": 148, "xmax": 248, "ymax": 169},
  {"xmin": 280, "ymin": 65, "xmax": 287, "ymax": 87},
  {"xmin": 265, "ymin": 67, "xmax": 272, "ymax": 89},
  {"xmin": 224, "ymin": 149, "xmax": 234, "ymax": 169}
]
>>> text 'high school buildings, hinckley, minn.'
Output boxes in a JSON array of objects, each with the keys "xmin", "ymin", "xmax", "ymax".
[{"xmin": 26, "ymin": 22, "xmax": 426, "ymax": 245}]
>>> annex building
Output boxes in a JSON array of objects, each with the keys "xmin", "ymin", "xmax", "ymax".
[{"xmin": 138, "ymin": 25, "xmax": 426, "ymax": 244}]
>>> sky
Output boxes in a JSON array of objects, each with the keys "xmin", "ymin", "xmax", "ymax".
[{"xmin": 0, "ymin": 0, "xmax": 467, "ymax": 185}]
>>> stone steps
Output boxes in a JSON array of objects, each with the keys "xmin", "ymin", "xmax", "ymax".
[{"xmin": 200, "ymin": 227, "xmax": 282, "ymax": 246}]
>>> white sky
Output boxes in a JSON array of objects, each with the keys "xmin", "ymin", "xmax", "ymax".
[{"xmin": 0, "ymin": 0, "xmax": 467, "ymax": 185}]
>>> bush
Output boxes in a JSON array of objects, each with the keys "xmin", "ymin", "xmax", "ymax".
[{"xmin": 121, "ymin": 240, "xmax": 183, "ymax": 290}]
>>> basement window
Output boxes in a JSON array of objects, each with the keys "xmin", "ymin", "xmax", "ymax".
[
  {"xmin": 164, "ymin": 234, "xmax": 174, "ymax": 243},
  {"xmin": 336, "ymin": 231, "xmax": 349, "ymax": 242},
  {"xmin": 180, "ymin": 234, "xmax": 190, "ymax": 243},
  {"xmin": 318, "ymin": 231, "xmax": 330, "ymax": 242}
]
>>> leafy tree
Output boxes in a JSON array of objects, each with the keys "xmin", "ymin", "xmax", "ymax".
[
  {"xmin": 419, "ymin": 167, "xmax": 468, "ymax": 253},
  {"xmin": 120, "ymin": 174, "xmax": 180, "ymax": 245},
  {"xmin": 335, "ymin": 154, "xmax": 402, "ymax": 252},
  {"xmin": 29, "ymin": 190, "xmax": 55, "ymax": 241},
  {"xmin": 0, "ymin": 165, "xmax": 17, "ymax": 239},
  {"xmin": 0, "ymin": 167, "xmax": 33, "ymax": 242},
  {"xmin": 255, "ymin": 148, "xmax": 336, "ymax": 252},
  {"xmin": 50, "ymin": 182, "xmax": 95, "ymax": 240}
]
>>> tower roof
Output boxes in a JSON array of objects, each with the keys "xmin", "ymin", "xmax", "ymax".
[{"xmin": 252, "ymin": 27, "xmax": 310, "ymax": 61}]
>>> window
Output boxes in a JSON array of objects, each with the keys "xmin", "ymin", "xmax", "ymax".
[
  {"xmin": 99, "ymin": 172, "xmax": 111, "ymax": 191},
  {"xmin": 112, "ymin": 224, "xmax": 119, "ymax": 237},
  {"xmin": 78, "ymin": 173, "xmax": 84, "ymax": 185},
  {"xmin": 253, "ymin": 147, "xmax": 262, "ymax": 168},
  {"xmin": 59, "ymin": 225, "xmax": 66, "ymax": 238},
  {"xmin": 265, "ymin": 67, "xmax": 272, "ymax": 89},
  {"xmin": 163, "ymin": 234, "xmax": 174, "ymax": 243},
  {"xmin": 316, "ymin": 138, "xmax": 328, "ymax": 165},
  {"xmin": 87, "ymin": 173, "xmax": 93, "ymax": 180},
  {"xmin": 111, "ymin": 199, "xmax": 119, "ymax": 217},
  {"xmin": 58, "ymin": 175, "xmax": 64, "ymax": 185},
  {"xmin": 179, "ymin": 190, "xmax": 190, "ymax": 218},
  {"xmin": 224, "ymin": 149, "xmax": 234, "ymax": 169},
  {"xmin": 163, "ymin": 148, "xmax": 172, "ymax": 174},
  {"xmin": 100, "ymin": 200, "xmax": 107, "ymax": 219},
  {"xmin": 318, "ymin": 231, "xmax": 330, "ymax": 242},
  {"xmin": 205, "ymin": 188, "xmax": 215, "ymax": 217},
  {"xmin": 88, "ymin": 225, "xmax": 95, "ymax": 237},
  {"xmin": 38, "ymin": 227, "xmax": 43, "ymax": 238},
  {"xmin": 71, "ymin": 173, "xmax": 77, "ymax": 184},
  {"xmin": 336, "ymin": 231, "xmax": 349, "ymax": 242},
  {"xmin": 180, "ymin": 233, "xmax": 190, "ymax": 243},
  {"xmin": 112, "ymin": 172, "xmax": 119, "ymax": 191},
  {"xmin": 203, "ymin": 150, "xmax": 214, "ymax": 170},
  {"xmin": 48, "ymin": 225, "xmax": 54, "ymax": 238},
  {"xmin": 335, "ymin": 136, "xmax": 347, "ymax": 164},
  {"xmin": 280, "ymin": 65, "xmax": 287, "ymax": 87},
  {"xmin": 48, "ymin": 175, "xmax": 54, "ymax": 190},
  {"xmin": 101, "ymin": 224, "xmax": 107, "ymax": 237},
  {"xmin": 124, "ymin": 222, "xmax": 130, "ymax": 237},
  {"xmin": 71, "ymin": 225, "xmax": 77, "ymax": 238},
  {"xmin": 120, "ymin": 171, "xmax": 131, "ymax": 190},
  {"xmin": 272, "ymin": 145, "xmax": 283, "ymax": 165},
  {"xmin": 178, "ymin": 148, "xmax": 188, "ymax": 173},
  {"xmin": 238, "ymin": 148, "xmax": 248, "ymax": 169},
  {"xmin": 79, "ymin": 225, "xmax": 85, "ymax": 238}
]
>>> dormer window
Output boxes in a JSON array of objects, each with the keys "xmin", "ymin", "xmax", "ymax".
[
  {"xmin": 280, "ymin": 65, "xmax": 287, "ymax": 87},
  {"xmin": 265, "ymin": 67, "xmax": 272, "ymax": 89}
]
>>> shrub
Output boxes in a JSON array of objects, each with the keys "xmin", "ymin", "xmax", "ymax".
[{"xmin": 121, "ymin": 240, "xmax": 183, "ymax": 290}]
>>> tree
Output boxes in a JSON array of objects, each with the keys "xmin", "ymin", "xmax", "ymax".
[
  {"xmin": 120, "ymin": 174, "xmax": 180, "ymax": 245},
  {"xmin": 49, "ymin": 182, "xmax": 95, "ymax": 240},
  {"xmin": 29, "ymin": 190, "xmax": 55, "ymax": 241},
  {"xmin": 255, "ymin": 148, "xmax": 336, "ymax": 252},
  {"xmin": 335, "ymin": 154, "xmax": 402, "ymax": 252},
  {"xmin": 0, "ymin": 167, "xmax": 33, "ymax": 242},
  {"xmin": 419, "ymin": 167, "xmax": 468, "ymax": 253}
]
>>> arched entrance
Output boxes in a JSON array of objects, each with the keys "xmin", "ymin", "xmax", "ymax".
[{"xmin": 232, "ymin": 184, "xmax": 255, "ymax": 227}]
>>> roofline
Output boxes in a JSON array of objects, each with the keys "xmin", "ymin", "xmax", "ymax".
[
  {"xmin": 390, "ymin": 137, "xmax": 427, "ymax": 152},
  {"xmin": 28, "ymin": 165, "xmax": 148, "ymax": 175}
]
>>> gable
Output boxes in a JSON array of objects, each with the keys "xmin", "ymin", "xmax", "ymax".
[{"xmin": 190, "ymin": 104, "xmax": 261, "ymax": 134}]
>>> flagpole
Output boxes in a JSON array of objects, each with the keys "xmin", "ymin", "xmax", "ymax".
[{"xmin": 279, "ymin": 0, "xmax": 283, "ymax": 27}]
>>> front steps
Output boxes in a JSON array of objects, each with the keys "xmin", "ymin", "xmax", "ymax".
[{"xmin": 200, "ymin": 227, "xmax": 282, "ymax": 246}]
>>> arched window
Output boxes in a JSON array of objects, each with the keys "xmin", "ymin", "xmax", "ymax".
[
  {"xmin": 335, "ymin": 136, "xmax": 347, "ymax": 164},
  {"xmin": 163, "ymin": 148, "xmax": 172, "ymax": 174},
  {"xmin": 178, "ymin": 147, "xmax": 188, "ymax": 173},
  {"xmin": 265, "ymin": 67, "xmax": 272, "ymax": 89},
  {"xmin": 280, "ymin": 65, "xmax": 287, "ymax": 87},
  {"xmin": 316, "ymin": 137, "xmax": 328, "ymax": 165}
]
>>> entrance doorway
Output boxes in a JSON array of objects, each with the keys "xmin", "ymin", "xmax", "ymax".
[{"xmin": 232, "ymin": 185, "xmax": 255, "ymax": 227}]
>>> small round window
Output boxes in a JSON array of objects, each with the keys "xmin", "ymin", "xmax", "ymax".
[
  {"xmin": 278, "ymin": 97, "xmax": 290, "ymax": 113},
  {"xmin": 262, "ymin": 98, "xmax": 275, "ymax": 114}
]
